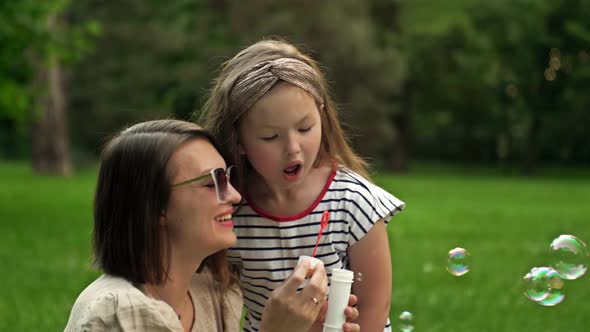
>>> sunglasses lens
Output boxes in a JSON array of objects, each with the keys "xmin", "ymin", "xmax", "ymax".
[
  {"xmin": 214, "ymin": 168, "xmax": 226, "ymax": 201},
  {"xmin": 212, "ymin": 166, "xmax": 235, "ymax": 203}
]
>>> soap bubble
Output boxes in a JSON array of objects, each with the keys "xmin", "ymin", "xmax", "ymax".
[
  {"xmin": 523, "ymin": 266, "xmax": 565, "ymax": 306},
  {"xmin": 355, "ymin": 272, "xmax": 364, "ymax": 282},
  {"xmin": 447, "ymin": 247, "xmax": 471, "ymax": 276},
  {"xmin": 399, "ymin": 311, "xmax": 414, "ymax": 332},
  {"xmin": 549, "ymin": 234, "xmax": 589, "ymax": 280}
]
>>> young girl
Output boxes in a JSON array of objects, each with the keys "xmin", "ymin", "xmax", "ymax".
[{"xmin": 203, "ymin": 39, "xmax": 405, "ymax": 332}]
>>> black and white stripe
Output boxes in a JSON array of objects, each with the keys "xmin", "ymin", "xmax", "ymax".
[{"xmin": 229, "ymin": 167, "xmax": 404, "ymax": 331}]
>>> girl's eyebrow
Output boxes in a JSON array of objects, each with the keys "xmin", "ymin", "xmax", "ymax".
[
  {"xmin": 296, "ymin": 114, "xmax": 311, "ymax": 125},
  {"xmin": 258, "ymin": 114, "xmax": 311, "ymax": 129}
]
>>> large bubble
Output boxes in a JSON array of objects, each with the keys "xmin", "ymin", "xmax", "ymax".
[
  {"xmin": 523, "ymin": 266, "xmax": 565, "ymax": 306},
  {"xmin": 549, "ymin": 234, "xmax": 589, "ymax": 280}
]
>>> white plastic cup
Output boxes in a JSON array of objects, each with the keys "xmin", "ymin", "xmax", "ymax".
[{"xmin": 323, "ymin": 268, "xmax": 354, "ymax": 332}]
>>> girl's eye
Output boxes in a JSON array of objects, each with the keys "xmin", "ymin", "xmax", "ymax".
[
  {"xmin": 261, "ymin": 135, "xmax": 278, "ymax": 141},
  {"xmin": 299, "ymin": 126, "xmax": 312, "ymax": 133},
  {"xmin": 203, "ymin": 183, "xmax": 216, "ymax": 188}
]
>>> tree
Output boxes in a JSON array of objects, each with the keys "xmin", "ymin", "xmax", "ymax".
[{"xmin": 0, "ymin": 0, "xmax": 98, "ymax": 175}]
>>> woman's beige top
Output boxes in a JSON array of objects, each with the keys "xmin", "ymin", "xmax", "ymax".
[{"xmin": 64, "ymin": 269, "xmax": 242, "ymax": 332}]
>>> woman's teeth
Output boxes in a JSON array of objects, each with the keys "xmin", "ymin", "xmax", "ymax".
[{"xmin": 214, "ymin": 214, "xmax": 232, "ymax": 222}]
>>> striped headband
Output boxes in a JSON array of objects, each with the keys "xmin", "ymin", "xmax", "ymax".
[{"xmin": 229, "ymin": 58, "xmax": 324, "ymax": 120}]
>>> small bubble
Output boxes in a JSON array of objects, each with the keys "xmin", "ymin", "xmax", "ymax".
[
  {"xmin": 523, "ymin": 266, "xmax": 565, "ymax": 306},
  {"xmin": 355, "ymin": 272, "xmax": 364, "ymax": 282},
  {"xmin": 549, "ymin": 234, "xmax": 589, "ymax": 280},
  {"xmin": 447, "ymin": 247, "xmax": 471, "ymax": 276},
  {"xmin": 399, "ymin": 311, "xmax": 414, "ymax": 332}
]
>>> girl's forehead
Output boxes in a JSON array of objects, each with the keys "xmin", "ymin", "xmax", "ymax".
[
  {"xmin": 242, "ymin": 84, "xmax": 319, "ymax": 127},
  {"xmin": 243, "ymin": 105, "xmax": 318, "ymax": 129}
]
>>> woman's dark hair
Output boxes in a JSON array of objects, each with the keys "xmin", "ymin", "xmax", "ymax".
[{"xmin": 93, "ymin": 119, "xmax": 235, "ymax": 287}]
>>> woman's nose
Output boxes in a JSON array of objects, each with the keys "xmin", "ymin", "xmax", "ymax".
[{"xmin": 227, "ymin": 182, "xmax": 242, "ymax": 203}]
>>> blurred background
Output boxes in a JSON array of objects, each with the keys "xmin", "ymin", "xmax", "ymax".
[{"xmin": 1, "ymin": 0, "xmax": 589, "ymax": 331}]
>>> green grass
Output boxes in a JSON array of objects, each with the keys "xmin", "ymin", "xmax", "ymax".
[
  {"xmin": 1, "ymin": 161, "xmax": 589, "ymax": 331},
  {"xmin": 0, "ymin": 162, "xmax": 99, "ymax": 331},
  {"xmin": 378, "ymin": 170, "xmax": 590, "ymax": 332}
]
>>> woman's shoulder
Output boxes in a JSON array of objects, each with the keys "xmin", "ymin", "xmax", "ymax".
[
  {"xmin": 189, "ymin": 268, "xmax": 242, "ymax": 299},
  {"xmin": 65, "ymin": 274, "xmax": 181, "ymax": 332},
  {"xmin": 189, "ymin": 269, "xmax": 243, "ymax": 331}
]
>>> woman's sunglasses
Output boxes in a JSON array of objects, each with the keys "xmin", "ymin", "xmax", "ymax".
[{"xmin": 172, "ymin": 165, "xmax": 235, "ymax": 203}]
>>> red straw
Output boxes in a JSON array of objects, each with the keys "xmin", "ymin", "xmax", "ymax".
[{"xmin": 312, "ymin": 211, "xmax": 330, "ymax": 257}]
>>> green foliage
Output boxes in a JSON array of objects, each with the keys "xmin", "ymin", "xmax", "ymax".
[
  {"xmin": 67, "ymin": 0, "xmax": 235, "ymax": 154},
  {"xmin": 2, "ymin": 0, "xmax": 590, "ymax": 166},
  {"xmin": 396, "ymin": 0, "xmax": 590, "ymax": 166},
  {"xmin": 0, "ymin": 0, "xmax": 99, "ymax": 121}
]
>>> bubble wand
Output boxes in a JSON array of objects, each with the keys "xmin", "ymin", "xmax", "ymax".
[{"xmin": 312, "ymin": 211, "xmax": 330, "ymax": 257}]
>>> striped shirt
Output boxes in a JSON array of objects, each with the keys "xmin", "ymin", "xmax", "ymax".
[{"xmin": 228, "ymin": 166, "xmax": 405, "ymax": 331}]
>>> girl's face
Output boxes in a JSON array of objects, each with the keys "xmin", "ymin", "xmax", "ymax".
[
  {"xmin": 238, "ymin": 83, "xmax": 323, "ymax": 190},
  {"xmin": 163, "ymin": 138, "xmax": 241, "ymax": 257}
]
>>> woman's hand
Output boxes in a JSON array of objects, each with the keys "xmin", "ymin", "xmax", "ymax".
[
  {"xmin": 309, "ymin": 294, "xmax": 360, "ymax": 332},
  {"xmin": 259, "ymin": 260, "xmax": 328, "ymax": 332}
]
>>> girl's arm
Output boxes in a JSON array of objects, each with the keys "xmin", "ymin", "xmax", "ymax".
[{"xmin": 348, "ymin": 219, "xmax": 392, "ymax": 332}]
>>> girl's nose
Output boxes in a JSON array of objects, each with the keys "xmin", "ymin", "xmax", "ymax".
[{"xmin": 285, "ymin": 135, "xmax": 301, "ymax": 156}]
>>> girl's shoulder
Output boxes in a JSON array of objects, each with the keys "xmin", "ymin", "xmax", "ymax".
[
  {"xmin": 330, "ymin": 165, "xmax": 405, "ymax": 212},
  {"xmin": 331, "ymin": 166, "xmax": 373, "ymax": 191}
]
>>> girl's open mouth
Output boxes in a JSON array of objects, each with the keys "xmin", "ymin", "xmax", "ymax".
[{"xmin": 283, "ymin": 164, "xmax": 302, "ymax": 180}]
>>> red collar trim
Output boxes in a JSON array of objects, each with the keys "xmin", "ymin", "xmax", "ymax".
[{"xmin": 246, "ymin": 165, "xmax": 337, "ymax": 222}]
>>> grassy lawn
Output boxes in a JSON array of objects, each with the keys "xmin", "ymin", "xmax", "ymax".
[
  {"xmin": 378, "ymin": 168, "xmax": 590, "ymax": 332},
  {"xmin": 1, "ymin": 161, "xmax": 588, "ymax": 331}
]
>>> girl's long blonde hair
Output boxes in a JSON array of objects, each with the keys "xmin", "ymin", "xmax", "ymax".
[{"xmin": 201, "ymin": 38, "xmax": 369, "ymax": 193}]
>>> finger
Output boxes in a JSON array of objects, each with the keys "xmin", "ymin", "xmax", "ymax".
[
  {"xmin": 281, "ymin": 260, "xmax": 313, "ymax": 293},
  {"xmin": 342, "ymin": 322, "xmax": 360, "ymax": 332},
  {"xmin": 347, "ymin": 294, "xmax": 358, "ymax": 307},
  {"xmin": 301, "ymin": 263, "xmax": 327, "ymax": 308},
  {"xmin": 344, "ymin": 306, "xmax": 359, "ymax": 322},
  {"xmin": 306, "ymin": 261, "xmax": 327, "ymax": 293}
]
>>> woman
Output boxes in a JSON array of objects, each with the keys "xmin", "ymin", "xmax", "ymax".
[{"xmin": 64, "ymin": 120, "xmax": 359, "ymax": 332}]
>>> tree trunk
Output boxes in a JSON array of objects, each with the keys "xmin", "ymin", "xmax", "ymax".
[
  {"xmin": 522, "ymin": 113, "xmax": 539, "ymax": 176},
  {"xmin": 30, "ymin": 14, "xmax": 72, "ymax": 177},
  {"xmin": 388, "ymin": 109, "xmax": 410, "ymax": 172},
  {"xmin": 388, "ymin": 78, "xmax": 413, "ymax": 173}
]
